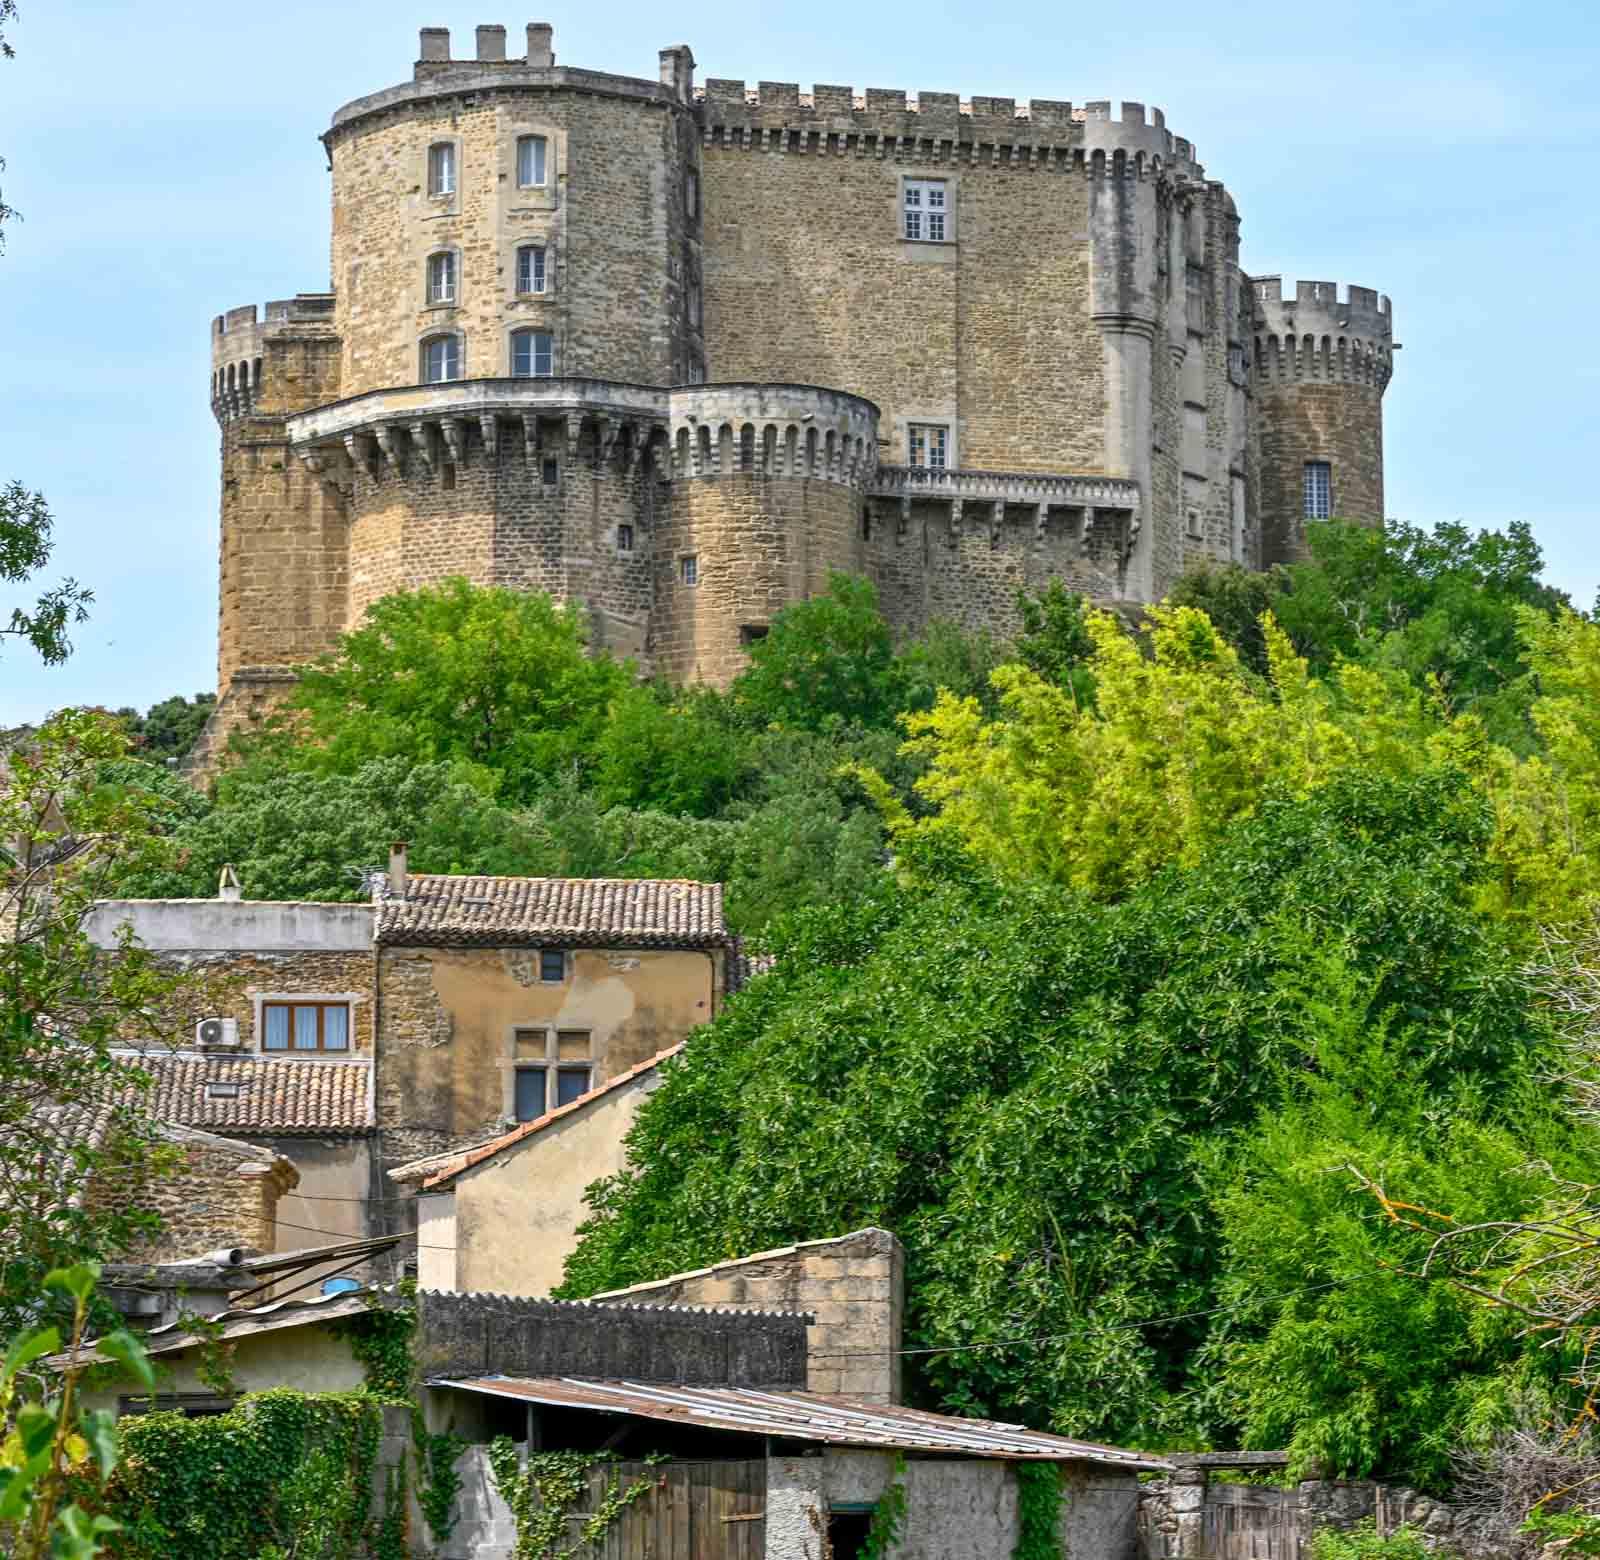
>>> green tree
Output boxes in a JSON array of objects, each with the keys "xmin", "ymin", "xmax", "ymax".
[
  {"xmin": 1, "ymin": 483, "xmax": 91, "ymax": 667},
  {"xmin": 118, "ymin": 694, "xmax": 215, "ymax": 764},
  {"xmin": 0, "ymin": 712, "xmax": 192, "ymax": 1328},
  {"xmin": 117, "ymin": 758, "xmax": 540, "ymax": 902},
  {"xmin": 593, "ymin": 683, "xmax": 750, "ymax": 817},
  {"xmin": 275, "ymin": 580, "xmax": 631, "ymax": 799},
  {"xmin": 1010, "ymin": 579, "xmax": 1096, "ymax": 704},
  {"xmin": 559, "ymin": 772, "xmax": 1562, "ymax": 1477},
  {"xmin": 731, "ymin": 573, "xmax": 902, "ymax": 732}
]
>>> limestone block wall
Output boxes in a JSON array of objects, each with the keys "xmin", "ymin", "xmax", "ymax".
[
  {"xmin": 324, "ymin": 32, "xmax": 699, "ymax": 397},
  {"xmin": 1251, "ymin": 278, "xmax": 1393, "ymax": 566},
  {"xmin": 590, "ymin": 1228, "xmax": 906, "ymax": 1404}
]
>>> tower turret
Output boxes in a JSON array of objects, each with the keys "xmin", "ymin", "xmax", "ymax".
[{"xmin": 1251, "ymin": 277, "xmax": 1394, "ymax": 566}]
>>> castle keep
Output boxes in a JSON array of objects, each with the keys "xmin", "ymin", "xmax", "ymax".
[{"xmin": 197, "ymin": 22, "xmax": 1394, "ymax": 761}]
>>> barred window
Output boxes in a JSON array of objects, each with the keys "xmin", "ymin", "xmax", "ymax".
[
  {"xmin": 515, "ymin": 244, "xmax": 547, "ymax": 295},
  {"xmin": 907, "ymin": 423, "xmax": 948, "ymax": 470},
  {"xmin": 904, "ymin": 179, "xmax": 948, "ymax": 242},
  {"xmin": 511, "ymin": 328, "xmax": 554, "ymax": 377},
  {"xmin": 427, "ymin": 142, "xmax": 456, "ymax": 197},
  {"xmin": 516, "ymin": 134, "xmax": 548, "ymax": 189},
  {"xmin": 1303, "ymin": 461, "xmax": 1332, "ymax": 520},
  {"xmin": 426, "ymin": 251, "xmax": 457, "ymax": 305}
]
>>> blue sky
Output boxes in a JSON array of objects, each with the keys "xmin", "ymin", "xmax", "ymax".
[{"xmin": 3, "ymin": 0, "xmax": 1596, "ymax": 722}]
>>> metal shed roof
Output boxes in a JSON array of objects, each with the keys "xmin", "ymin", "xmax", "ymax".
[{"xmin": 433, "ymin": 1377, "xmax": 1170, "ymax": 1468}]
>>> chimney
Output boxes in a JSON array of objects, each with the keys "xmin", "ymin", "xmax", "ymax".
[
  {"xmin": 217, "ymin": 863, "xmax": 242, "ymax": 903},
  {"xmin": 526, "ymin": 22, "xmax": 554, "ymax": 67},
  {"xmin": 476, "ymin": 24, "xmax": 507, "ymax": 61},
  {"xmin": 419, "ymin": 26, "xmax": 450, "ymax": 62},
  {"xmin": 389, "ymin": 841, "xmax": 410, "ymax": 900},
  {"xmin": 658, "ymin": 43, "xmax": 694, "ymax": 100}
]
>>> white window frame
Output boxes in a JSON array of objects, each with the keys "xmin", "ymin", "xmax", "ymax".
[
  {"xmin": 515, "ymin": 243, "xmax": 548, "ymax": 296},
  {"xmin": 680, "ymin": 554, "xmax": 699, "ymax": 587},
  {"xmin": 516, "ymin": 134, "xmax": 548, "ymax": 190},
  {"xmin": 1303, "ymin": 460, "xmax": 1332, "ymax": 520},
  {"xmin": 903, "ymin": 178, "xmax": 950, "ymax": 243},
  {"xmin": 510, "ymin": 328, "xmax": 554, "ymax": 378},
  {"xmin": 421, "ymin": 332, "xmax": 463, "ymax": 384},
  {"xmin": 427, "ymin": 141, "xmax": 457, "ymax": 198},
  {"xmin": 907, "ymin": 423, "xmax": 950, "ymax": 470},
  {"xmin": 425, "ymin": 249, "xmax": 457, "ymax": 306}
]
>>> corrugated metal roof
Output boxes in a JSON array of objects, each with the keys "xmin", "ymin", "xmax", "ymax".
[{"xmin": 433, "ymin": 1377, "xmax": 1170, "ymax": 1468}]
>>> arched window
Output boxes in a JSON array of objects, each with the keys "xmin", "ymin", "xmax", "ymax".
[
  {"xmin": 421, "ymin": 333, "xmax": 463, "ymax": 384},
  {"xmin": 427, "ymin": 142, "xmax": 456, "ymax": 197},
  {"xmin": 516, "ymin": 135, "xmax": 548, "ymax": 189},
  {"xmin": 515, "ymin": 244, "xmax": 547, "ymax": 296},
  {"xmin": 426, "ymin": 250, "xmax": 457, "ymax": 306},
  {"xmin": 510, "ymin": 328, "xmax": 553, "ymax": 378}
]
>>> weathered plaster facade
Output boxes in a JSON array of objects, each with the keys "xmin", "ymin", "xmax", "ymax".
[{"xmin": 193, "ymin": 23, "xmax": 1395, "ymax": 765}]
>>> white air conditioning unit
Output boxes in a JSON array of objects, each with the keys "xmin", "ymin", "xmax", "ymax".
[{"xmin": 195, "ymin": 1017, "xmax": 240, "ymax": 1049}]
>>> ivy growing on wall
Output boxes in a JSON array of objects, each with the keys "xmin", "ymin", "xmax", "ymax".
[
  {"xmin": 1012, "ymin": 1463, "xmax": 1065, "ymax": 1560},
  {"xmin": 859, "ymin": 1457, "xmax": 909, "ymax": 1560},
  {"xmin": 103, "ymin": 1389, "xmax": 385, "ymax": 1559},
  {"xmin": 486, "ymin": 1439, "xmax": 666, "ymax": 1560}
]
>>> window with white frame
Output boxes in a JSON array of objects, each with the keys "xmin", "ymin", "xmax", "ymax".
[
  {"xmin": 680, "ymin": 554, "xmax": 699, "ymax": 586},
  {"xmin": 516, "ymin": 134, "xmax": 548, "ymax": 189},
  {"xmin": 425, "ymin": 250, "xmax": 457, "ymax": 306},
  {"xmin": 421, "ymin": 334, "xmax": 462, "ymax": 384},
  {"xmin": 511, "ymin": 328, "xmax": 553, "ymax": 377},
  {"xmin": 903, "ymin": 178, "xmax": 949, "ymax": 242},
  {"xmin": 1303, "ymin": 460, "xmax": 1332, "ymax": 520},
  {"xmin": 907, "ymin": 423, "xmax": 948, "ymax": 469},
  {"xmin": 427, "ymin": 141, "xmax": 456, "ymax": 197},
  {"xmin": 515, "ymin": 243, "xmax": 547, "ymax": 295}
]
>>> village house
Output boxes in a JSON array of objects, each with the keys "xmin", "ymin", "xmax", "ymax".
[{"xmin": 85, "ymin": 850, "xmax": 739, "ymax": 1280}]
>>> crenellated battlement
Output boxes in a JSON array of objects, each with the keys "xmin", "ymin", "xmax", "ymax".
[
  {"xmin": 210, "ymin": 293, "xmax": 337, "ymax": 423},
  {"xmin": 1250, "ymin": 276, "xmax": 1394, "ymax": 391},
  {"xmin": 698, "ymin": 82, "xmax": 1200, "ymax": 172}
]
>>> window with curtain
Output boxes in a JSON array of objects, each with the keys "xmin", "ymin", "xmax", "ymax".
[{"xmin": 261, "ymin": 1001, "xmax": 349, "ymax": 1052}]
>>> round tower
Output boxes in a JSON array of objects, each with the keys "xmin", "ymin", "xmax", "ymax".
[
  {"xmin": 322, "ymin": 23, "xmax": 703, "ymax": 398},
  {"xmin": 1251, "ymin": 277, "xmax": 1394, "ymax": 566}
]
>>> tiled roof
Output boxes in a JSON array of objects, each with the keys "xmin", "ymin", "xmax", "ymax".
[
  {"xmin": 110, "ymin": 1051, "xmax": 373, "ymax": 1135},
  {"xmin": 376, "ymin": 875, "xmax": 728, "ymax": 949},
  {"xmin": 389, "ymin": 1043, "xmax": 683, "ymax": 1189}
]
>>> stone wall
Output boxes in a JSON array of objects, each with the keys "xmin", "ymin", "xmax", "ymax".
[
  {"xmin": 589, "ymin": 1228, "xmax": 906, "ymax": 1404},
  {"xmin": 87, "ymin": 1124, "xmax": 298, "ymax": 1261},
  {"xmin": 1139, "ymin": 1471, "xmax": 1505, "ymax": 1559}
]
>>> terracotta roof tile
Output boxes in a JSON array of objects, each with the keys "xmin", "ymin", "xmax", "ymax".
[
  {"xmin": 109, "ymin": 1052, "xmax": 373, "ymax": 1135},
  {"xmin": 376, "ymin": 875, "xmax": 727, "ymax": 949},
  {"xmin": 390, "ymin": 1043, "xmax": 684, "ymax": 1190}
]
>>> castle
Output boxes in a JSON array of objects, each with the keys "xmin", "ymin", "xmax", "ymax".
[{"xmin": 192, "ymin": 22, "xmax": 1394, "ymax": 767}]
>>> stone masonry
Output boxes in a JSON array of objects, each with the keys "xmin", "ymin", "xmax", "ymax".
[
  {"xmin": 587, "ymin": 1227, "xmax": 907, "ymax": 1404},
  {"xmin": 192, "ymin": 22, "xmax": 1396, "ymax": 768}
]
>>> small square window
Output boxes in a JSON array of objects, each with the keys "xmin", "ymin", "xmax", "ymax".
[
  {"xmin": 616, "ymin": 523, "xmax": 634, "ymax": 553},
  {"xmin": 680, "ymin": 554, "xmax": 699, "ymax": 587},
  {"xmin": 1303, "ymin": 461, "xmax": 1332, "ymax": 520},
  {"xmin": 542, "ymin": 457, "xmax": 559, "ymax": 485},
  {"xmin": 516, "ymin": 134, "xmax": 548, "ymax": 189},
  {"xmin": 539, "ymin": 949, "xmax": 565, "ymax": 983},
  {"xmin": 740, "ymin": 624, "xmax": 768, "ymax": 647}
]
